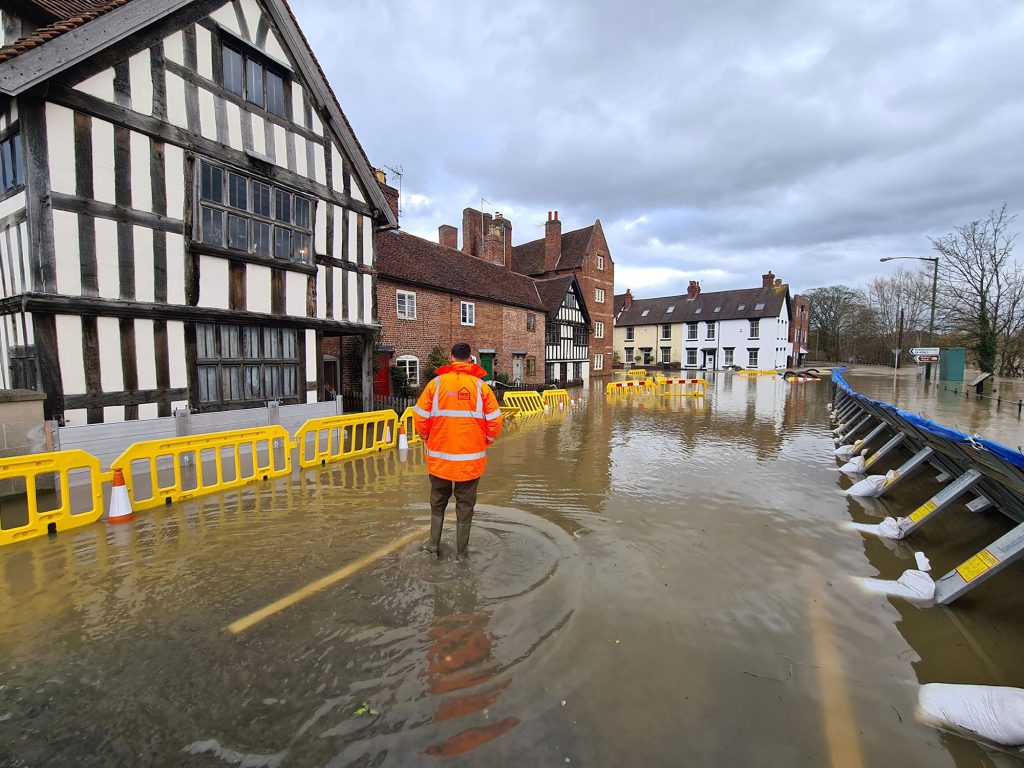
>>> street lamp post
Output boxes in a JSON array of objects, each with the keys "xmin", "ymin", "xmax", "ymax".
[{"xmin": 879, "ymin": 256, "xmax": 940, "ymax": 381}]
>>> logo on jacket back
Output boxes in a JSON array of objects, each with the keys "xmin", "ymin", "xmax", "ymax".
[{"xmin": 456, "ymin": 387, "xmax": 471, "ymax": 401}]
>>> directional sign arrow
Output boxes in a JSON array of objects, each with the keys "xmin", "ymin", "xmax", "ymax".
[
  {"xmin": 910, "ymin": 347, "xmax": 941, "ymax": 356},
  {"xmin": 914, "ymin": 355, "xmax": 940, "ymax": 363}
]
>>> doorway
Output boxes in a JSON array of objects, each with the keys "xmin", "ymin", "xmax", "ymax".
[
  {"xmin": 702, "ymin": 350, "xmax": 716, "ymax": 370},
  {"xmin": 323, "ymin": 355, "xmax": 340, "ymax": 398},
  {"xmin": 372, "ymin": 352, "xmax": 391, "ymax": 397},
  {"xmin": 512, "ymin": 355, "xmax": 524, "ymax": 384},
  {"xmin": 480, "ymin": 353, "xmax": 495, "ymax": 379}
]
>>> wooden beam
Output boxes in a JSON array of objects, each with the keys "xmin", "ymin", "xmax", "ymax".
[
  {"xmin": 51, "ymin": 192, "xmax": 186, "ymax": 236},
  {"xmin": 64, "ymin": 387, "xmax": 189, "ymax": 410}
]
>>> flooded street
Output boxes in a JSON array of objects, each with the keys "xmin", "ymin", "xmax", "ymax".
[{"xmin": 2, "ymin": 374, "xmax": 1024, "ymax": 766}]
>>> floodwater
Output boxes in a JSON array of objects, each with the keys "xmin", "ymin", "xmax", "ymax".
[
  {"xmin": 2, "ymin": 374, "xmax": 1024, "ymax": 766},
  {"xmin": 844, "ymin": 365, "xmax": 1024, "ymax": 448}
]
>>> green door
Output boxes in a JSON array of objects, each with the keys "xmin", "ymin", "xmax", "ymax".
[{"xmin": 481, "ymin": 353, "xmax": 495, "ymax": 378}]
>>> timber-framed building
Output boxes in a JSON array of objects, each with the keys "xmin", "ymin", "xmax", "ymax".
[{"xmin": 0, "ymin": 0, "xmax": 396, "ymax": 424}]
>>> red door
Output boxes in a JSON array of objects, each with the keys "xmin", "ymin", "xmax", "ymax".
[{"xmin": 373, "ymin": 353, "xmax": 391, "ymax": 397}]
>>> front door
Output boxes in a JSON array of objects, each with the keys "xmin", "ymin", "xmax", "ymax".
[
  {"xmin": 373, "ymin": 352, "xmax": 391, "ymax": 397},
  {"xmin": 512, "ymin": 356, "xmax": 524, "ymax": 384},
  {"xmin": 703, "ymin": 351, "xmax": 716, "ymax": 370},
  {"xmin": 480, "ymin": 353, "xmax": 494, "ymax": 379}
]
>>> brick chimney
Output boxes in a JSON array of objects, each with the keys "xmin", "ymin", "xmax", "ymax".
[
  {"xmin": 483, "ymin": 220, "xmax": 505, "ymax": 266},
  {"xmin": 762, "ymin": 270, "xmax": 775, "ymax": 288},
  {"xmin": 462, "ymin": 207, "xmax": 491, "ymax": 258},
  {"xmin": 439, "ymin": 224, "xmax": 458, "ymax": 250},
  {"xmin": 544, "ymin": 211, "xmax": 562, "ymax": 272},
  {"xmin": 773, "ymin": 278, "xmax": 782, "ymax": 287},
  {"xmin": 623, "ymin": 289, "xmax": 633, "ymax": 309},
  {"xmin": 687, "ymin": 280, "xmax": 701, "ymax": 299}
]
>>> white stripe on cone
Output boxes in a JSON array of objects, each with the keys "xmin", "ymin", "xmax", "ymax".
[
  {"xmin": 108, "ymin": 468, "xmax": 134, "ymax": 524},
  {"xmin": 398, "ymin": 424, "xmax": 409, "ymax": 450}
]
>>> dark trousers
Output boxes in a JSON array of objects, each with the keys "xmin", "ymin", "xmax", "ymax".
[{"xmin": 429, "ymin": 474, "xmax": 480, "ymax": 523}]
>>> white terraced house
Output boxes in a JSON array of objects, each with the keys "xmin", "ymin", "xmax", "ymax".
[
  {"xmin": 0, "ymin": 0, "xmax": 397, "ymax": 424},
  {"xmin": 613, "ymin": 271, "xmax": 793, "ymax": 371}
]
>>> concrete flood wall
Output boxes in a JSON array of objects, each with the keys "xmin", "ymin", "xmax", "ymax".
[{"xmin": 0, "ymin": 389, "xmax": 49, "ymax": 497}]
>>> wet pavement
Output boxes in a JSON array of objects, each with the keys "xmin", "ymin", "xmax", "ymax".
[
  {"xmin": 2, "ymin": 373, "xmax": 1024, "ymax": 766},
  {"xmin": 844, "ymin": 365, "xmax": 1024, "ymax": 448}
]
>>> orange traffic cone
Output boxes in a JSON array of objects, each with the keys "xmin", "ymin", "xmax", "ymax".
[
  {"xmin": 108, "ymin": 468, "xmax": 134, "ymax": 524},
  {"xmin": 398, "ymin": 423, "xmax": 409, "ymax": 450}
]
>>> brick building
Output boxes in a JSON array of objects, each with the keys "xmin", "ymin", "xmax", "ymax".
[
  {"xmin": 374, "ymin": 219, "xmax": 547, "ymax": 393},
  {"xmin": 789, "ymin": 294, "xmax": 811, "ymax": 367},
  {"xmin": 511, "ymin": 211, "xmax": 615, "ymax": 376}
]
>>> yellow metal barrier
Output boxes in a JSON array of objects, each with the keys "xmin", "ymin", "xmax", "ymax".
[
  {"xmin": 606, "ymin": 379, "xmax": 653, "ymax": 397},
  {"xmin": 499, "ymin": 406, "xmax": 521, "ymax": 419},
  {"xmin": 504, "ymin": 391, "xmax": 546, "ymax": 415},
  {"xmin": 626, "ymin": 368, "xmax": 648, "ymax": 379},
  {"xmin": 737, "ymin": 369, "xmax": 780, "ymax": 376},
  {"xmin": 295, "ymin": 409, "xmax": 398, "ymax": 469},
  {"xmin": 0, "ymin": 450, "xmax": 106, "ymax": 546},
  {"xmin": 397, "ymin": 407, "xmax": 422, "ymax": 445},
  {"xmin": 109, "ymin": 426, "xmax": 294, "ymax": 513},
  {"xmin": 658, "ymin": 377, "xmax": 709, "ymax": 397},
  {"xmin": 542, "ymin": 389, "xmax": 571, "ymax": 410}
]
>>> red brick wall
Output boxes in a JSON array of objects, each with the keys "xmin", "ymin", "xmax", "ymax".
[
  {"xmin": 378, "ymin": 278, "xmax": 545, "ymax": 385},
  {"xmin": 789, "ymin": 294, "xmax": 811, "ymax": 362}
]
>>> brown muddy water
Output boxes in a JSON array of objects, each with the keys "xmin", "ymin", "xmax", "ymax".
[{"xmin": 1, "ymin": 374, "xmax": 1023, "ymax": 766}]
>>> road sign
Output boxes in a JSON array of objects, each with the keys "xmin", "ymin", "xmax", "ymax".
[
  {"xmin": 891, "ymin": 348, "xmax": 901, "ymax": 356},
  {"xmin": 910, "ymin": 347, "xmax": 940, "ymax": 356},
  {"xmin": 915, "ymin": 355, "xmax": 940, "ymax": 363}
]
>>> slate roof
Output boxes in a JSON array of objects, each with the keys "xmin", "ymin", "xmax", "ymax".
[
  {"xmin": 616, "ymin": 285, "xmax": 791, "ymax": 327},
  {"xmin": 511, "ymin": 224, "xmax": 595, "ymax": 276},
  {"xmin": 0, "ymin": 0, "xmax": 129, "ymax": 62},
  {"xmin": 376, "ymin": 230, "xmax": 546, "ymax": 312}
]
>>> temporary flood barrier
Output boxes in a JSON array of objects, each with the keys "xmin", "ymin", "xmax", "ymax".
[
  {"xmin": 606, "ymin": 380, "xmax": 653, "ymax": 397},
  {"xmin": 625, "ymin": 368, "xmax": 648, "ymax": 380},
  {"xmin": 657, "ymin": 378, "xmax": 708, "ymax": 397},
  {"xmin": 109, "ymin": 426, "xmax": 294, "ymax": 512},
  {"xmin": 831, "ymin": 370, "xmax": 1024, "ymax": 604},
  {"xmin": 541, "ymin": 389, "xmax": 571, "ymax": 410},
  {"xmin": 397, "ymin": 407, "xmax": 422, "ymax": 446},
  {"xmin": 0, "ymin": 450, "xmax": 106, "ymax": 546}
]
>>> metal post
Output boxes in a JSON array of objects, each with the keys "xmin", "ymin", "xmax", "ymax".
[
  {"xmin": 862, "ymin": 432, "xmax": 906, "ymax": 472},
  {"xmin": 872, "ymin": 446, "xmax": 934, "ymax": 498},
  {"xmin": 894, "ymin": 469, "xmax": 982, "ymax": 537},
  {"xmin": 935, "ymin": 522, "xmax": 1024, "ymax": 604},
  {"xmin": 925, "ymin": 257, "xmax": 938, "ymax": 382}
]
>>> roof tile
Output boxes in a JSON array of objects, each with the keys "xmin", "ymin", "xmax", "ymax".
[{"xmin": 616, "ymin": 285, "xmax": 791, "ymax": 327}]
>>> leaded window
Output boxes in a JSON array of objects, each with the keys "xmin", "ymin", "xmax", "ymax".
[
  {"xmin": 0, "ymin": 133, "xmax": 25, "ymax": 193},
  {"xmin": 196, "ymin": 323, "xmax": 300, "ymax": 406},
  {"xmin": 221, "ymin": 43, "xmax": 289, "ymax": 118},
  {"xmin": 198, "ymin": 160, "xmax": 312, "ymax": 264}
]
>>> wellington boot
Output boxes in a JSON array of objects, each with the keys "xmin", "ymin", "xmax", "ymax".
[
  {"xmin": 422, "ymin": 514, "xmax": 444, "ymax": 555},
  {"xmin": 455, "ymin": 522, "xmax": 472, "ymax": 560}
]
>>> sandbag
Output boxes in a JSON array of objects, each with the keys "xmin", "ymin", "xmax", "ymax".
[
  {"xmin": 834, "ymin": 439, "xmax": 863, "ymax": 458},
  {"xmin": 858, "ymin": 569, "xmax": 935, "ymax": 601},
  {"xmin": 918, "ymin": 684, "xmax": 1024, "ymax": 747},
  {"xmin": 839, "ymin": 453, "xmax": 867, "ymax": 474},
  {"xmin": 846, "ymin": 470, "xmax": 897, "ymax": 497},
  {"xmin": 849, "ymin": 516, "xmax": 907, "ymax": 539}
]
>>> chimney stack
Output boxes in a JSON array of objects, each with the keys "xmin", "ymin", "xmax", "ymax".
[
  {"xmin": 544, "ymin": 210, "xmax": 562, "ymax": 272},
  {"xmin": 482, "ymin": 220, "xmax": 506, "ymax": 266},
  {"xmin": 762, "ymin": 270, "xmax": 775, "ymax": 288},
  {"xmin": 623, "ymin": 288, "xmax": 633, "ymax": 309},
  {"xmin": 439, "ymin": 224, "xmax": 458, "ymax": 250},
  {"xmin": 687, "ymin": 280, "xmax": 701, "ymax": 299},
  {"xmin": 773, "ymin": 278, "xmax": 782, "ymax": 287}
]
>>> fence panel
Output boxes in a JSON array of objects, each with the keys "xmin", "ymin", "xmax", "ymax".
[
  {"xmin": 294, "ymin": 410, "xmax": 399, "ymax": 468},
  {"xmin": 397, "ymin": 407, "xmax": 422, "ymax": 445},
  {"xmin": 542, "ymin": 389, "xmax": 571, "ymax": 410},
  {"xmin": 503, "ymin": 391, "xmax": 546, "ymax": 415},
  {"xmin": 0, "ymin": 450, "xmax": 105, "ymax": 546},
  {"xmin": 108, "ymin": 426, "xmax": 294, "ymax": 513}
]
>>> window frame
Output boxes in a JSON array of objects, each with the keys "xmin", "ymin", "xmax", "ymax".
[
  {"xmin": 686, "ymin": 322, "xmax": 698, "ymax": 341},
  {"xmin": 660, "ymin": 346, "xmax": 671, "ymax": 364},
  {"xmin": 706, "ymin": 321, "xmax": 715, "ymax": 340},
  {"xmin": 749, "ymin": 319, "xmax": 760, "ymax": 339},
  {"xmin": 396, "ymin": 355, "xmax": 419, "ymax": 387},
  {"xmin": 625, "ymin": 326, "xmax": 635, "ymax": 342},
  {"xmin": 660, "ymin": 324, "xmax": 671, "ymax": 340},
  {"xmin": 596, "ymin": 254, "xmax": 605, "ymax": 270},
  {"xmin": 396, "ymin": 290, "xmax": 416, "ymax": 321},
  {"xmin": 595, "ymin": 321, "xmax": 605, "ymax": 339},
  {"xmin": 220, "ymin": 41, "xmax": 289, "ymax": 118},
  {"xmin": 195, "ymin": 323, "xmax": 300, "ymax": 409},
  {"xmin": 748, "ymin": 349, "xmax": 759, "ymax": 368},
  {"xmin": 460, "ymin": 301, "xmax": 475, "ymax": 326},
  {"xmin": 527, "ymin": 313, "xmax": 536, "ymax": 332},
  {"xmin": 0, "ymin": 132, "xmax": 25, "ymax": 194},
  {"xmin": 686, "ymin": 348, "xmax": 697, "ymax": 367},
  {"xmin": 197, "ymin": 158, "xmax": 313, "ymax": 266},
  {"xmin": 594, "ymin": 353, "xmax": 603, "ymax": 371},
  {"xmin": 723, "ymin": 348, "xmax": 734, "ymax": 366},
  {"xmin": 546, "ymin": 323, "xmax": 560, "ymax": 345},
  {"xmin": 595, "ymin": 288, "xmax": 605, "ymax": 303}
]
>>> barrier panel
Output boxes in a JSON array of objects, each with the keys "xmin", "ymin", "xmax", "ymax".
[
  {"xmin": 397, "ymin": 407, "xmax": 422, "ymax": 445},
  {"xmin": 0, "ymin": 450, "xmax": 106, "ymax": 546},
  {"xmin": 504, "ymin": 391, "xmax": 545, "ymax": 416},
  {"xmin": 109, "ymin": 426, "xmax": 294, "ymax": 513},
  {"xmin": 500, "ymin": 406, "xmax": 522, "ymax": 419},
  {"xmin": 625, "ymin": 368, "xmax": 648, "ymax": 380},
  {"xmin": 606, "ymin": 380, "xmax": 653, "ymax": 397},
  {"xmin": 295, "ymin": 410, "xmax": 398, "ymax": 469},
  {"xmin": 658, "ymin": 378, "xmax": 708, "ymax": 397},
  {"xmin": 737, "ymin": 369, "xmax": 781, "ymax": 376},
  {"xmin": 542, "ymin": 389, "xmax": 571, "ymax": 410}
]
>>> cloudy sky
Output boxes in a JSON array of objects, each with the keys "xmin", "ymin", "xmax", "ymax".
[{"xmin": 294, "ymin": 0, "xmax": 1024, "ymax": 299}]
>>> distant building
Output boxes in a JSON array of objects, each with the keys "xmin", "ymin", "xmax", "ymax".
[
  {"xmin": 613, "ymin": 272, "xmax": 793, "ymax": 371},
  {"xmin": 789, "ymin": 294, "xmax": 811, "ymax": 367},
  {"xmin": 511, "ymin": 211, "xmax": 614, "ymax": 377}
]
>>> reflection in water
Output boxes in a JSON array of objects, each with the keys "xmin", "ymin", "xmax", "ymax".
[{"xmin": 0, "ymin": 375, "xmax": 1022, "ymax": 766}]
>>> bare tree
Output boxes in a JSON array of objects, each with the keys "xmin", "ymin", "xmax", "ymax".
[
  {"xmin": 931, "ymin": 204, "xmax": 1024, "ymax": 374},
  {"xmin": 804, "ymin": 285, "xmax": 872, "ymax": 362},
  {"xmin": 866, "ymin": 267, "xmax": 932, "ymax": 354}
]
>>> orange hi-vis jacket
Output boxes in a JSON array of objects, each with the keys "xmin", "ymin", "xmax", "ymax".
[{"xmin": 413, "ymin": 362, "xmax": 503, "ymax": 481}]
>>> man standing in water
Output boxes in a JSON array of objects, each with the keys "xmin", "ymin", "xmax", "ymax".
[{"xmin": 413, "ymin": 343, "xmax": 503, "ymax": 559}]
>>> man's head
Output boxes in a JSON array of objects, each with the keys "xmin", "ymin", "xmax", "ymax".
[{"xmin": 451, "ymin": 342, "xmax": 472, "ymax": 361}]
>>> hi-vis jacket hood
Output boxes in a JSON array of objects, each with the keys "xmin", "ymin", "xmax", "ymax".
[{"xmin": 412, "ymin": 362, "xmax": 503, "ymax": 482}]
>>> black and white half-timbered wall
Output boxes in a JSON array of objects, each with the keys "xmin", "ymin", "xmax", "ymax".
[
  {"xmin": 536, "ymin": 275, "xmax": 590, "ymax": 386},
  {"xmin": 0, "ymin": 0, "xmax": 396, "ymax": 424}
]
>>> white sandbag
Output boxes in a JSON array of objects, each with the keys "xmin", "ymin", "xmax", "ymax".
[
  {"xmin": 834, "ymin": 443, "xmax": 856, "ymax": 458},
  {"xmin": 848, "ymin": 516, "xmax": 906, "ymax": 539},
  {"xmin": 839, "ymin": 453, "xmax": 867, "ymax": 475},
  {"xmin": 846, "ymin": 470, "xmax": 897, "ymax": 498},
  {"xmin": 858, "ymin": 569, "xmax": 935, "ymax": 601},
  {"xmin": 915, "ymin": 551, "xmax": 931, "ymax": 572},
  {"xmin": 918, "ymin": 684, "xmax": 1024, "ymax": 747}
]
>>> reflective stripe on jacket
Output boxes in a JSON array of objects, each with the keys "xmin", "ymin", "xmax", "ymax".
[{"xmin": 412, "ymin": 361, "xmax": 503, "ymax": 481}]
